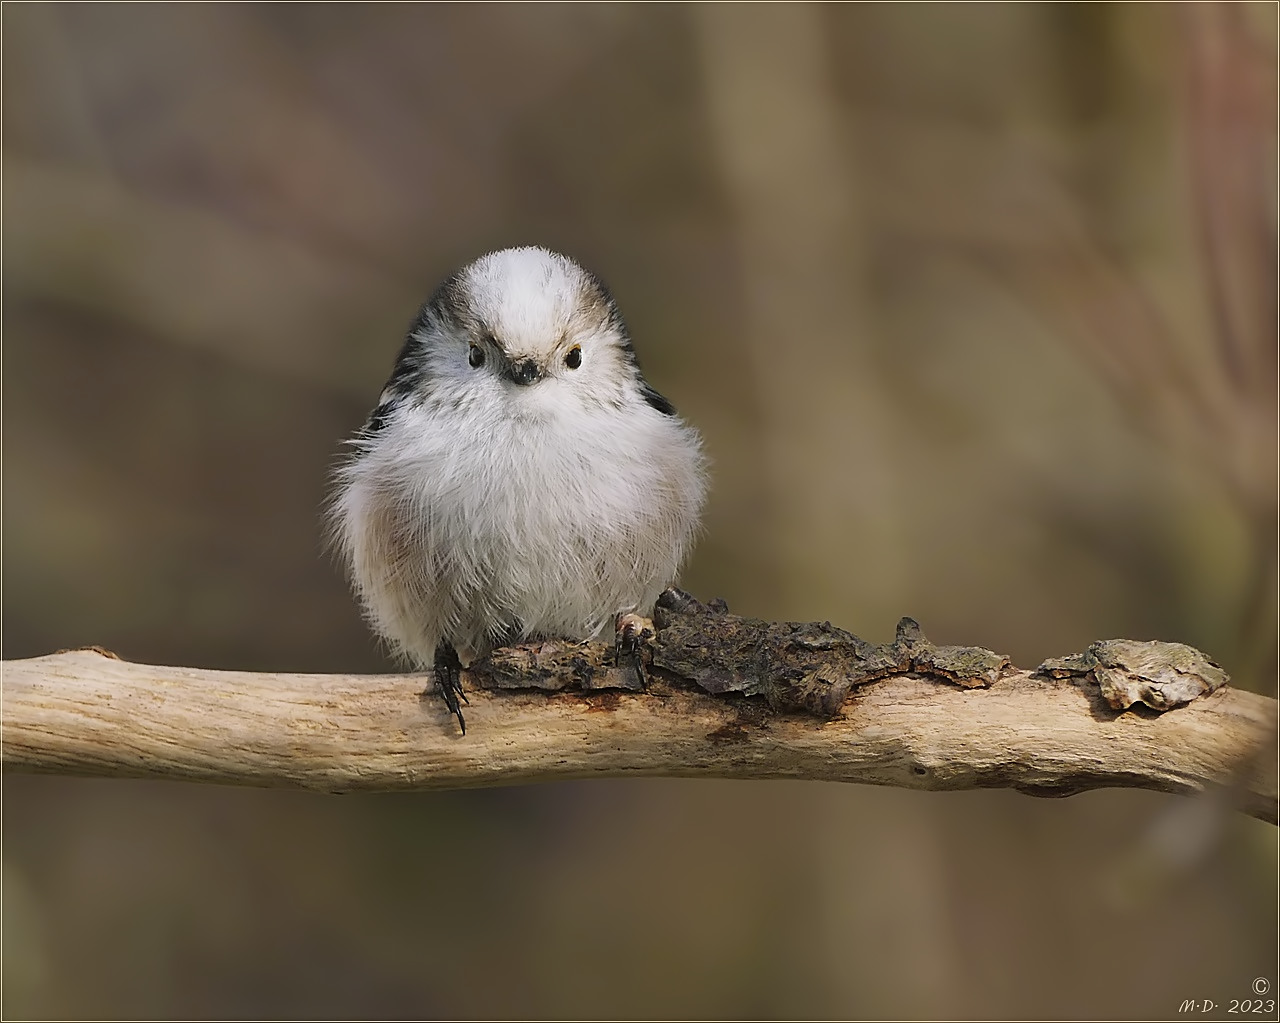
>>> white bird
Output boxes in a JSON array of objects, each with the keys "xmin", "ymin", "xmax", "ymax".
[{"xmin": 330, "ymin": 246, "xmax": 707, "ymax": 731}]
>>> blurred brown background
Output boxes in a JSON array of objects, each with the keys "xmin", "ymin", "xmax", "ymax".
[{"xmin": 3, "ymin": 2, "xmax": 1276, "ymax": 1017}]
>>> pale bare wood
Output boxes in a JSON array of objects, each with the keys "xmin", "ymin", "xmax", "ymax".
[{"xmin": 2, "ymin": 645, "xmax": 1274, "ymax": 824}]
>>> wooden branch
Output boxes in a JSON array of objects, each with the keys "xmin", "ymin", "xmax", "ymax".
[{"xmin": 3, "ymin": 593, "xmax": 1275, "ymax": 824}]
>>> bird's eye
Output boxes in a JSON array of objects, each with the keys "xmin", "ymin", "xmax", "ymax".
[
  {"xmin": 468, "ymin": 344, "xmax": 485, "ymax": 369},
  {"xmin": 564, "ymin": 345, "xmax": 582, "ymax": 369}
]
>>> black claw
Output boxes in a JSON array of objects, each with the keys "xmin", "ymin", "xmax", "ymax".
[
  {"xmin": 433, "ymin": 643, "xmax": 467, "ymax": 734},
  {"xmin": 614, "ymin": 616, "xmax": 651, "ymax": 687},
  {"xmin": 628, "ymin": 652, "xmax": 648, "ymax": 689}
]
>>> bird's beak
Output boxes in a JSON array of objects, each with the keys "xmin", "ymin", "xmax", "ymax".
[{"xmin": 503, "ymin": 358, "xmax": 542, "ymax": 386}]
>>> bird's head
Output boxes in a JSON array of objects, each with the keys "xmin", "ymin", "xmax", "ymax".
[{"xmin": 409, "ymin": 247, "xmax": 642, "ymax": 417}]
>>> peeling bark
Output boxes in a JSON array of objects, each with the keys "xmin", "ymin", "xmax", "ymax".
[{"xmin": 3, "ymin": 592, "xmax": 1275, "ymax": 824}]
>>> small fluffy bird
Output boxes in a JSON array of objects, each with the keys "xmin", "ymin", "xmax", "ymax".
[{"xmin": 330, "ymin": 247, "xmax": 707, "ymax": 731}]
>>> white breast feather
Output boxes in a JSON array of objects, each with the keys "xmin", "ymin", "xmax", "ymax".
[{"xmin": 332, "ymin": 340, "xmax": 705, "ymax": 666}]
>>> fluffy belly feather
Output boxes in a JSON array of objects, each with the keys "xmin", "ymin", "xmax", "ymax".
[{"xmin": 341, "ymin": 403, "xmax": 700, "ymax": 666}]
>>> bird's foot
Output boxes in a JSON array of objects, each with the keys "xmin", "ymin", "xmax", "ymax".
[
  {"xmin": 433, "ymin": 643, "xmax": 468, "ymax": 734},
  {"xmin": 614, "ymin": 612, "xmax": 655, "ymax": 687}
]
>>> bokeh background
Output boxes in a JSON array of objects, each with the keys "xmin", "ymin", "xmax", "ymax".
[{"xmin": 3, "ymin": 2, "xmax": 1276, "ymax": 1017}]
